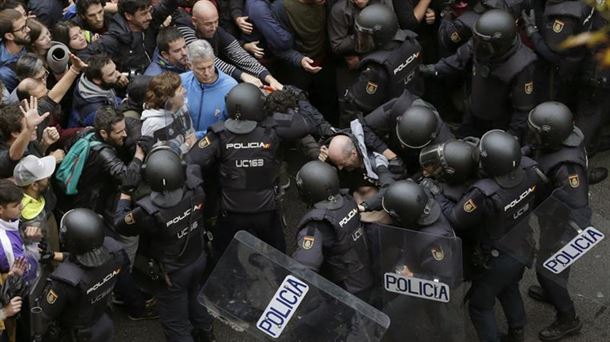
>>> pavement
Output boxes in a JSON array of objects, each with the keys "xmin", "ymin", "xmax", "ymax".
[{"xmin": 113, "ymin": 149, "xmax": 610, "ymax": 342}]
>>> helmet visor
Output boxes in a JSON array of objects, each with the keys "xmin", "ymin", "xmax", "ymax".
[
  {"xmin": 355, "ymin": 23, "xmax": 376, "ymax": 54},
  {"xmin": 473, "ymin": 35, "xmax": 497, "ymax": 62},
  {"xmin": 419, "ymin": 144, "xmax": 445, "ymax": 178}
]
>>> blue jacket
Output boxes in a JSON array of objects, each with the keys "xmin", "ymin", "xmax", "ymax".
[
  {"xmin": 144, "ymin": 50, "xmax": 189, "ymax": 76},
  {"xmin": 180, "ymin": 69, "xmax": 237, "ymax": 138},
  {"xmin": 244, "ymin": 0, "xmax": 292, "ymax": 52},
  {"xmin": 0, "ymin": 42, "xmax": 25, "ymax": 93}
]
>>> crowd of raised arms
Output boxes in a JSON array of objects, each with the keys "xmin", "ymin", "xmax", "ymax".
[{"xmin": 0, "ymin": 0, "xmax": 607, "ymax": 341}]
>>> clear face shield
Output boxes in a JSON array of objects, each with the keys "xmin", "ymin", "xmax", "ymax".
[
  {"xmin": 419, "ymin": 144, "xmax": 446, "ymax": 179},
  {"xmin": 472, "ymin": 33, "xmax": 498, "ymax": 62},
  {"xmin": 354, "ymin": 23, "xmax": 376, "ymax": 54}
]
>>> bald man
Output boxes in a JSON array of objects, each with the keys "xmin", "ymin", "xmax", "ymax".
[{"xmin": 175, "ymin": 0, "xmax": 283, "ymax": 90}]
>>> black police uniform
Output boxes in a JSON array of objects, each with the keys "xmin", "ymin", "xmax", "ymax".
[
  {"xmin": 343, "ymin": 30, "xmax": 423, "ymax": 124},
  {"xmin": 362, "ymin": 98, "xmax": 454, "ymax": 175},
  {"xmin": 293, "ymin": 192, "xmax": 373, "ymax": 298},
  {"xmin": 439, "ymin": 10, "xmax": 479, "ymax": 56},
  {"xmin": 529, "ymin": 0, "xmax": 593, "ymax": 105},
  {"xmin": 39, "ymin": 237, "xmax": 125, "ymax": 342},
  {"xmin": 187, "ymin": 113, "xmax": 311, "ymax": 254},
  {"xmin": 114, "ymin": 165, "xmax": 212, "ymax": 342},
  {"xmin": 531, "ymin": 127, "xmax": 590, "ymax": 320},
  {"xmin": 434, "ymin": 156, "xmax": 541, "ymax": 341},
  {"xmin": 434, "ymin": 40, "xmax": 536, "ymax": 139}
]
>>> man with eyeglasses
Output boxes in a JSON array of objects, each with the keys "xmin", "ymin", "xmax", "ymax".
[{"xmin": 0, "ymin": 9, "xmax": 31, "ymax": 93}]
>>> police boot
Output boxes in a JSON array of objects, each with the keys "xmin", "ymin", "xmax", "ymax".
[
  {"xmin": 538, "ymin": 313, "xmax": 582, "ymax": 341},
  {"xmin": 589, "ymin": 167, "xmax": 608, "ymax": 185},
  {"xmin": 193, "ymin": 327, "xmax": 217, "ymax": 342},
  {"xmin": 500, "ymin": 327, "xmax": 524, "ymax": 342},
  {"xmin": 527, "ymin": 285, "xmax": 550, "ymax": 304}
]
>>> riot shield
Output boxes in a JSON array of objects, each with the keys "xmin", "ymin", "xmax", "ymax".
[
  {"xmin": 366, "ymin": 222, "xmax": 466, "ymax": 342},
  {"xmin": 495, "ymin": 193, "xmax": 610, "ymax": 324},
  {"xmin": 198, "ymin": 230, "xmax": 390, "ymax": 341}
]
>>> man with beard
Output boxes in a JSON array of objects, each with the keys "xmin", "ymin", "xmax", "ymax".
[
  {"xmin": 0, "ymin": 9, "xmax": 31, "ymax": 93},
  {"xmin": 69, "ymin": 54, "xmax": 128, "ymax": 128},
  {"xmin": 144, "ymin": 27, "xmax": 190, "ymax": 76}
]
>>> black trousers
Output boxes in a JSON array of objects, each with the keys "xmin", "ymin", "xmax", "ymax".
[{"xmin": 215, "ymin": 210, "xmax": 286, "ymax": 255}]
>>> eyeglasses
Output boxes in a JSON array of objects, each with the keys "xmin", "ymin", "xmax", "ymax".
[
  {"xmin": 12, "ymin": 19, "xmax": 29, "ymax": 34},
  {"xmin": 34, "ymin": 70, "xmax": 49, "ymax": 81}
]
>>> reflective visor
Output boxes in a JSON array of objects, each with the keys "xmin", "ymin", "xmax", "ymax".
[
  {"xmin": 355, "ymin": 22, "xmax": 376, "ymax": 54},
  {"xmin": 419, "ymin": 144, "xmax": 445, "ymax": 178}
]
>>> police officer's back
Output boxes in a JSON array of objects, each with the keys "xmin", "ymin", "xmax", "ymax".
[
  {"xmin": 37, "ymin": 209, "xmax": 125, "ymax": 342},
  {"xmin": 343, "ymin": 4, "xmax": 423, "ymax": 124},
  {"xmin": 433, "ymin": 130, "xmax": 542, "ymax": 342},
  {"xmin": 187, "ymin": 83, "xmax": 311, "ymax": 254},
  {"xmin": 292, "ymin": 160, "xmax": 373, "ymax": 299},
  {"xmin": 525, "ymin": 101, "xmax": 588, "ymax": 340},
  {"xmin": 114, "ymin": 147, "xmax": 214, "ymax": 342}
]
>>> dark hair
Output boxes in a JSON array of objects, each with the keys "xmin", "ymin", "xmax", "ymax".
[
  {"xmin": 15, "ymin": 53, "xmax": 44, "ymax": 80},
  {"xmin": 1, "ymin": 0, "xmax": 25, "ymax": 11},
  {"xmin": 0, "ymin": 179, "xmax": 23, "ymax": 206},
  {"xmin": 0, "ymin": 103, "xmax": 24, "ymax": 139},
  {"xmin": 85, "ymin": 54, "xmax": 113, "ymax": 81},
  {"xmin": 52, "ymin": 21, "xmax": 78, "ymax": 48},
  {"xmin": 95, "ymin": 106, "xmax": 124, "ymax": 134},
  {"xmin": 26, "ymin": 18, "xmax": 45, "ymax": 44},
  {"xmin": 77, "ymin": 0, "xmax": 106, "ymax": 17},
  {"xmin": 119, "ymin": 0, "xmax": 150, "ymax": 16},
  {"xmin": 157, "ymin": 26, "xmax": 183, "ymax": 53},
  {"xmin": 263, "ymin": 89, "xmax": 299, "ymax": 115},
  {"xmin": 145, "ymin": 72, "xmax": 181, "ymax": 109},
  {"xmin": 0, "ymin": 9, "xmax": 23, "ymax": 38}
]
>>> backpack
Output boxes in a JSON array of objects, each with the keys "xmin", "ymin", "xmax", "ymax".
[{"xmin": 55, "ymin": 132, "xmax": 103, "ymax": 195}]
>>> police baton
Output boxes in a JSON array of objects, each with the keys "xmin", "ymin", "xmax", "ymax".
[{"xmin": 30, "ymin": 306, "xmax": 44, "ymax": 342}]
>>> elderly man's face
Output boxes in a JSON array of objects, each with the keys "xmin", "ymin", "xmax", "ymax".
[
  {"xmin": 193, "ymin": 8, "xmax": 219, "ymax": 39},
  {"xmin": 191, "ymin": 57, "xmax": 217, "ymax": 84}
]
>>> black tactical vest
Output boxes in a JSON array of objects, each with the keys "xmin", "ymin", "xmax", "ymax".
[
  {"xmin": 361, "ymin": 30, "xmax": 422, "ymax": 99},
  {"xmin": 471, "ymin": 157, "xmax": 540, "ymax": 243},
  {"xmin": 137, "ymin": 171, "xmax": 205, "ymax": 273},
  {"xmin": 211, "ymin": 120, "xmax": 281, "ymax": 213},
  {"xmin": 49, "ymin": 237, "xmax": 123, "ymax": 329},
  {"xmin": 470, "ymin": 45, "xmax": 536, "ymax": 121},
  {"xmin": 297, "ymin": 196, "xmax": 373, "ymax": 293}
]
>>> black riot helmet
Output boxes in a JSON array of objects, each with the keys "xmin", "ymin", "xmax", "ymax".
[
  {"xmin": 419, "ymin": 140, "xmax": 477, "ymax": 184},
  {"xmin": 472, "ymin": 9, "xmax": 518, "ymax": 62},
  {"xmin": 296, "ymin": 160, "xmax": 341, "ymax": 207},
  {"xmin": 477, "ymin": 129, "xmax": 521, "ymax": 177},
  {"xmin": 354, "ymin": 4, "xmax": 399, "ymax": 54},
  {"xmin": 395, "ymin": 105, "xmax": 439, "ymax": 149},
  {"xmin": 60, "ymin": 208, "xmax": 109, "ymax": 267},
  {"xmin": 226, "ymin": 83, "xmax": 266, "ymax": 121},
  {"xmin": 382, "ymin": 180, "xmax": 441, "ymax": 227},
  {"xmin": 527, "ymin": 101, "xmax": 574, "ymax": 150},
  {"xmin": 142, "ymin": 146, "xmax": 186, "ymax": 208}
]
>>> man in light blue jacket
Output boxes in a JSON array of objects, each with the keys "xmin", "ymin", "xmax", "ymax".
[{"xmin": 181, "ymin": 39, "xmax": 237, "ymax": 139}]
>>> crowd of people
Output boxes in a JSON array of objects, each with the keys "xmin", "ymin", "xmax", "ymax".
[{"xmin": 0, "ymin": 0, "xmax": 607, "ymax": 341}]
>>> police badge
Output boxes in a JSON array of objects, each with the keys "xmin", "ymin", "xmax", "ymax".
[
  {"xmin": 552, "ymin": 19, "xmax": 564, "ymax": 33},
  {"xmin": 450, "ymin": 31, "xmax": 461, "ymax": 43},
  {"xmin": 47, "ymin": 289, "xmax": 58, "ymax": 304},
  {"xmin": 303, "ymin": 236, "xmax": 315, "ymax": 250},
  {"xmin": 431, "ymin": 246, "xmax": 444, "ymax": 261},
  {"xmin": 198, "ymin": 136, "xmax": 211, "ymax": 149},
  {"xmin": 568, "ymin": 174, "xmax": 580, "ymax": 188},
  {"xmin": 464, "ymin": 199, "xmax": 477, "ymax": 213},
  {"xmin": 124, "ymin": 212, "xmax": 135, "ymax": 225},
  {"xmin": 366, "ymin": 82, "xmax": 378, "ymax": 95},
  {"xmin": 524, "ymin": 82, "xmax": 534, "ymax": 95}
]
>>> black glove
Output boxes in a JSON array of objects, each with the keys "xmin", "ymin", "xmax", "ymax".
[
  {"xmin": 38, "ymin": 242, "xmax": 54, "ymax": 264},
  {"xmin": 521, "ymin": 9, "xmax": 538, "ymax": 37},
  {"xmin": 388, "ymin": 158, "xmax": 406, "ymax": 177},
  {"xmin": 360, "ymin": 189, "xmax": 385, "ymax": 212},
  {"xmin": 420, "ymin": 177, "xmax": 442, "ymax": 196},
  {"xmin": 419, "ymin": 64, "xmax": 438, "ymax": 77},
  {"xmin": 119, "ymin": 170, "xmax": 141, "ymax": 195}
]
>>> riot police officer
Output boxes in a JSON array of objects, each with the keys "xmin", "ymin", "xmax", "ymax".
[
  {"xmin": 525, "ymin": 102, "xmax": 588, "ymax": 340},
  {"xmin": 292, "ymin": 160, "xmax": 373, "ymax": 299},
  {"xmin": 114, "ymin": 146, "xmax": 214, "ymax": 342},
  {"xmin": 37, "ymin": 208, "xmax": 126, "ymax": 342},
  {"xmin": 187, "ymin": 83, "xmax": 311, "ymax": 255},
  {"xmin": 342, "ymin": 4, "xmax": 423, "ymax": 126},
  {"xmin": 433, "ymin": 130, "xmax": 542, "ymax": 342},
  {"xmin": 421, "ymin": 10, "xmax": 536, "ymax": 141}
]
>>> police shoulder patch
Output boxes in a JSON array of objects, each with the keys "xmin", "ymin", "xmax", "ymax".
[
  {"xmin": 366, "ymin": 82, "xmax": 378, "ymax": 95},
  {"xmin": 302, "ymin": 236, "xmax": 315, "ymax": 250},
  {"xmin": 124, "ymin": 212, "xmax": 135, "ymax": 225},
  {"xmin": 464, "ymin": 199, "xmax": 477, "ymax": 213},
  {"xmin": 524, "ymin": 81, "xmax": 534, "ymax": 95},
  {"xmin": 450, "ymin": 31, "xmax": 461, "ymax": 43},
  {"xmin": 46, "ymin": 289, "xmax": 58, "ymax": 304},
  {"xmin": 568, "ymin": 174, "xmax": 580, "ymax": 188},
  {"xmin": 198, "ymin": 136, "xmax": 211, "ymax": 149},
  {"xmin": 431, "ymin": 246, "xmax": 444, "ymax": 261},
  {"xmin": 553, "ymin": 19, "xmax": 564, "ymax": 33}
]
